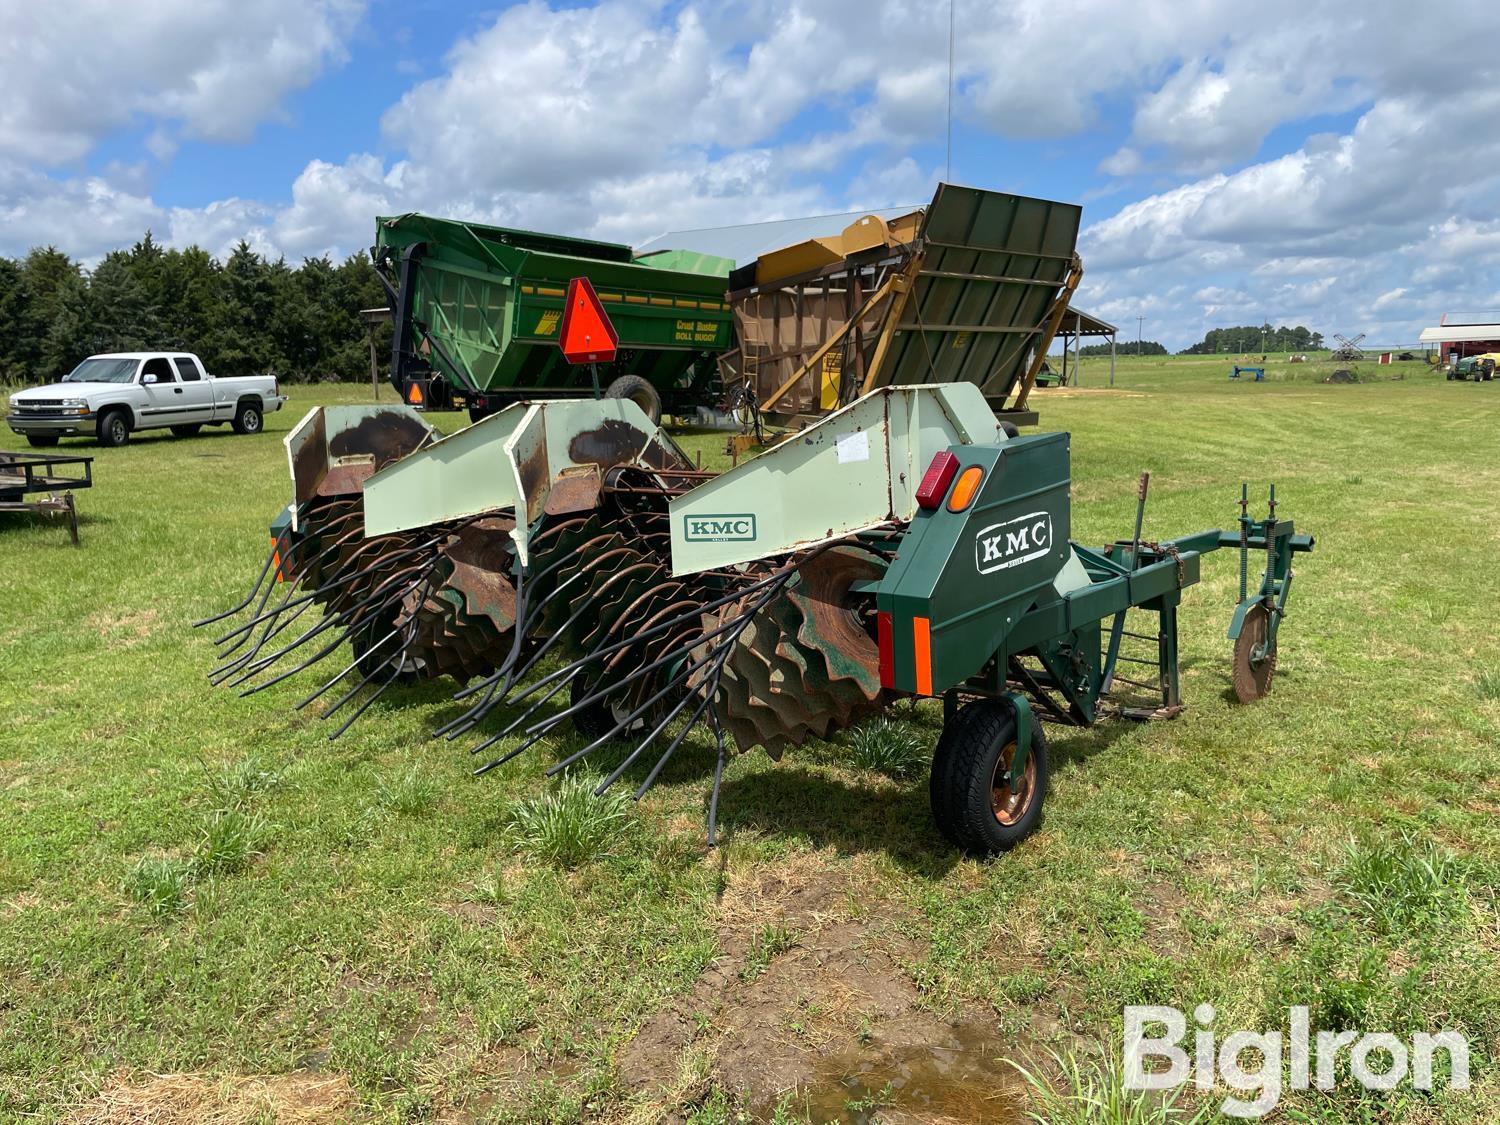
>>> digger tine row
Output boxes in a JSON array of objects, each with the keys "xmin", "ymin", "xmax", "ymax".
[
  {"xmin": 219, "ymin": 543, "xmax": 440, "ymax": 684},
  {"xmin": 477, "ymin": 567, "xmax": 794, "ymax": 791},
  {"xmin": 233, "ymin": 562, "xmax": 433, "ymax": 695}
]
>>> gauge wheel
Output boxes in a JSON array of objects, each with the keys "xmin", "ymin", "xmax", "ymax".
[{"xmin": 930, "ymin": 699, "xmax": 1049, "ymax": 854}]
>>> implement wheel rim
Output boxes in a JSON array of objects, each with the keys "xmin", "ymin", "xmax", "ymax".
[{"xmin": 991, "ymin": 740, "xmax": 1036, "ymax": 826}]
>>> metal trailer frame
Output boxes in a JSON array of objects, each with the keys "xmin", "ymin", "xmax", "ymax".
[{"xmin": 0, "ymin": 450, "xmax": 94, "ymax": 544}]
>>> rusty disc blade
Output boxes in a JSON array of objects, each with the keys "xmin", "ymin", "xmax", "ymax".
[{"xmin": 1232, "ymin": 602, "xmax": 1278, "ymax": 703}]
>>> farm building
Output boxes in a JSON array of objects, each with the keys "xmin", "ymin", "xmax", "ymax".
[{"xmin": 1418, "ymin": 315, "xmax": 1500, "ymax": 359}]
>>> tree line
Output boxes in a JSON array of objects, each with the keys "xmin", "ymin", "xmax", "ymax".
[
  {"xmin": 0, "ymin": 234, "xmax": 391, "ymax": 386},
  {"xmin": 1078, "ymin": 339, "xmax": 1168, "ymax": 356},
  {"xmin": 1180, "ymin": 324, "xmax": 1323, "ymax": 354}
]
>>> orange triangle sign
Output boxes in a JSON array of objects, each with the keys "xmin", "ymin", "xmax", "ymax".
[{"xmin": 558, "ymin": 276, "xmax": 620, "ymax": 365}]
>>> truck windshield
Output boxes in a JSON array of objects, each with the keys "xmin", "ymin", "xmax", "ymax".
[{"xmin": 63, "ymin": 358, "xmax": 139, "ymax": 383}]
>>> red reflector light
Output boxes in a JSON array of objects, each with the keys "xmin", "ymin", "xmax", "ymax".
[
  {"xmin": 877, "ymin": 611, "xmax": 894, "ymax": 689},
  {"xmin": 915, "ymin": 451, "xmax": 959, "ymax": 509}
]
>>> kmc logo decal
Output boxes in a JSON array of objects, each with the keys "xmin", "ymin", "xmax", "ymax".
[
  {"xmin": 975, "ymin": 511, "xmax": 1052, "ymax": 574},
  {"xmin": 684, "ymin": 513, "xmax": 757, "ymax": 542}
]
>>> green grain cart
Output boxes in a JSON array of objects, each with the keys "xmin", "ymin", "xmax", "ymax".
[{"xmin": 372, "ymin": 214, "xmax": 735, "ymax": 422}]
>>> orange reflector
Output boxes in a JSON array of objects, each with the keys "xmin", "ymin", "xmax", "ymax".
[
  {"xmin": 406, "ymin": 382, "xmax": 423, "ymax": 405},
  {"xmin": 947, "ymin": 465, "xmax": 984, "ymax": 511},
  {"xmin": 912, "ymin": 616, "xmax": 932, "ymax": 696}
]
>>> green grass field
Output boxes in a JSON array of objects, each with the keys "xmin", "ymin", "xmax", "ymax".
[{"xmin": 2, "ymin": 353, "xmax": 1498, "ymax": 1124}]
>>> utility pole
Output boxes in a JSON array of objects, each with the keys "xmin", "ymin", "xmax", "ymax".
[
  {"xmin": 945, "ymin": 0, "xmax": 955, "ymax": 181},
  {"xmin": 1136, "ymin": 315, "xmax": 1144, "ymax": 356}
]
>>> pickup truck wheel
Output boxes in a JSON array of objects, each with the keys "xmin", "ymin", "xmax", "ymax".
[
  {"xmin": 170, "ymin": 424, "xmax": 202, "ymax": 437},
  {"xmin": 232, "ymin": 401, "xmax": 263, "ymax": 435},
  {"xmin": 96, "ymin": 410, "xmax": 131, "ymax": 448},
  {"xmin": 25, "ymin": 435, "xmax": 60, "ymax": 448}
]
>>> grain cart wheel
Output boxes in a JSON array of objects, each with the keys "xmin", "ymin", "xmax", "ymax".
[
  {"xmin": 232, "ymin": 399, "xmax": 264, "ymax": 435},
  {"xmin": 1231, "ymin": 602, "xmax": 1277, "ymax": 703},
  {"xmin": 605, "ymin": 375, "xmax": 662, "ymax": 424},
  {"xmin": 96, "ymin": 408, "xmax": 131, "ymax": 447},
  {"xmin": 930, "ymin": 699, "xmax": 1049, "ymax": 854}
]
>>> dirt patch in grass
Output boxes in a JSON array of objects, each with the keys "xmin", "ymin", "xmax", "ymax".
[
  {"xmin": 621, "ymin": 859, "xmax": 1028, "ymax": 1123},
  {"xmin": 85, "ymin": 607, "xmax": 160, "ymax": 649},
  {"xmin": 1036, "ymin": 386, "xmax": 1145, "ymax": 398},
  {"xmin": 1133, "ymin": 878, "xmax": 1191, "ymax": 957},
  {"xmin": 68, "ymin": 1070, "xmax": 356, "ymax": 1124}
]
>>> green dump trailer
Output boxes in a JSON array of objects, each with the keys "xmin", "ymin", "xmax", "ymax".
[{"xmin": 372, "ymin": 214, "xmax": 735, "ymax": 421}]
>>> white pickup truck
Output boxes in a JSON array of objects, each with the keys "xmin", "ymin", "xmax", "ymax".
[{"xmin": 6, "ymin": 352, "xmax": 288, "ymax": 448}]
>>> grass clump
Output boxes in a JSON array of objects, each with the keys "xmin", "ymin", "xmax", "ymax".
[
  {"xmin": 203, "ymin": 753, "xmax": 281, "ymax": 809},
  {"xmin": 374, "ymin": 765, "xmax": 441, "ymax": 816},
  {"xmin": 503, "ymin": 775, "xmax": 633, "ymax": 868},
  {"xmin": 1011, "ymin": 1051, "xmax": 1212, "ymax": 1124},
  {"xmin": 122, "ymin": 855, "xmax": 197, "ymax": 917},
  {"xmin": 1336, "ymin": 831, "xmax": 1469, "ymax": 933},
  {"xmin": 198, "ymin": 809, "xmax": 269, "ymax": 874},
  {"xmin": 844, "ymin": 715, "xmax": 929, "ymax": 778},
  {"xmin": 1477, "ymin": 670, "xmax": 1500, "ymax": 700}
]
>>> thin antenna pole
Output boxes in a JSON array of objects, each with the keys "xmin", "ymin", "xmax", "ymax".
[{"xmin": 946, "ymin": 0, "xmax": 955, "ymax": 181}]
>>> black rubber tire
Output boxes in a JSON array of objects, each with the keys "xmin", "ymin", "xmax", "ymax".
[
  {"xmin": 604, "ymin": 375, "xmax": 662, "ymax": 424},
  {"xmin": 929, "ymin": 699, "xmax": 1049, "ymax": 854},
  {"xmin": 25, "ymin": 434, "xmax": 60, "ymax": 448},
  {"xmin": 170, "ymin": 424, "xmax": 202, "ymax": 437},
  {"xmin": 231, "ymin": 400, "xmax": 263, "ymax": 435},
  {"xmin": 570, "ymin": 673, "xmax": 620, "ymax": 741},
  {"xmin": 351, "ymin": 620, "xmax": 419, "ymax": 686},
  {"xmin": 468, "ymin": 406, "xmax": 492, "ymax": 425},
  {"xmin": 96, "ymin": 409, "xmax": 130, "ymax": 448}
]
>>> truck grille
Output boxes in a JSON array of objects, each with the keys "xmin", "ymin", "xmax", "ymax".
[{"xmin": 16, "ymin": 400, "xmax": 67, "ymax": 411}]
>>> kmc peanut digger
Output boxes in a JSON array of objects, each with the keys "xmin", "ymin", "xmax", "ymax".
[{"xmin": 200, "ymin": 384, "xmax": 1313, "ymax": 854}]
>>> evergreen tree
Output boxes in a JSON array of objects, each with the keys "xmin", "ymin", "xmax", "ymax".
[{"xmin": 0, "ymin": 235, "xmax": 392, "ymax": 387}]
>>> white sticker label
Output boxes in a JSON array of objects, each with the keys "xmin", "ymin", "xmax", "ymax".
[{"xmin": 835, "ymin": 430, "xmax": 869, "ymax": 464}]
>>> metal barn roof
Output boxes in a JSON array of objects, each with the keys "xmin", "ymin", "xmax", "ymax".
[
  {"xmin": 1419, "ymin": 324, "xmax": 1500, "ymax": 343},
  {"xmin": 1059, "ymin": 307, "xmax": 1117, "ymax": 336}
]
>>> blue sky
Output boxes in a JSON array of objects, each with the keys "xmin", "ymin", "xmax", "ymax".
[{"xmin": 3, "ymin": 0, "xmax": 1497, "ymax": 349}]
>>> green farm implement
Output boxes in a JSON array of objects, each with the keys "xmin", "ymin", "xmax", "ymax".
[
  {"xmin": 373, "ymin": 214, "xmax": 735, "ymax": 423},
  {"xmin": 202, "ymin": 386, "xmax": 1313, "ymax": 853},
  {"xmin": 370, "ymin": 182, "xmax": 1084, "ymax": 432}
]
